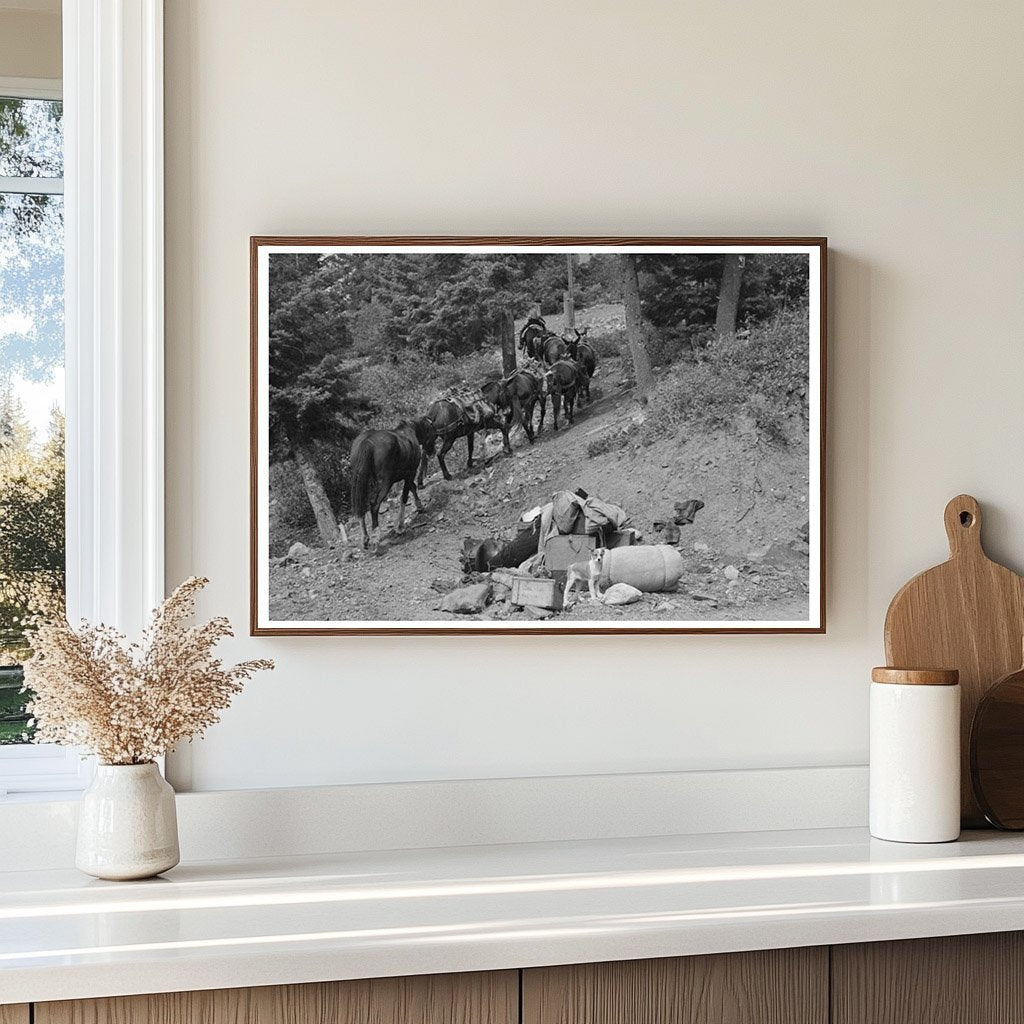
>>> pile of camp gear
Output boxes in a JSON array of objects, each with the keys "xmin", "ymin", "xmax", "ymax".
[{"xmin": 461, "ymin": 488, "xmax": 687, "ymax": 614}]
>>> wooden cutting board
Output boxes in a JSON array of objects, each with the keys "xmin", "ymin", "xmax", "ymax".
[{"xmin": 884, "ymin": 494, "xmax": 1024, "ymax": 826}]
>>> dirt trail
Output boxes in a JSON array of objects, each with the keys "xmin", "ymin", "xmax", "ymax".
[{"xmin": 268, "ymin": 345, "xmax": 811, "ymax": 624}]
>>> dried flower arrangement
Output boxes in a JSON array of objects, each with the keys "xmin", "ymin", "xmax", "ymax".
[{"xmin": 23, "ymin": 577, "xmax": 273, "ymax": 765}]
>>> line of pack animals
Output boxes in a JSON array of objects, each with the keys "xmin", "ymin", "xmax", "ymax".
[{"xmin": 350, "ymin": 317, "xmax": 599, "ymax": 550}]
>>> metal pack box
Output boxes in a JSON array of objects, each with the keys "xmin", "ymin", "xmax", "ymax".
[
  {"xmin": 510, "ymin": 575, "xmax": 564, "ymax": 611},
  {"xmin": 543, "ymin": 530, "xmax": 638, "ymax": 574}
]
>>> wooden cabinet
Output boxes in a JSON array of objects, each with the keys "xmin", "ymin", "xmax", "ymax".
[
  {"xmin": 13, "ymin": 933, "xmax": 1024, "ymax": 1023},
  {"xmin": 832, "ymin": 932, "xmax": 1024, "ymax": 1024},
  {"xmin": 522, "ymin": 948, "xmax": 828, "ymax": 1024},
  {"xmin": 34, "ymin": 971, "xmax": 517, "ymax": 1024}
]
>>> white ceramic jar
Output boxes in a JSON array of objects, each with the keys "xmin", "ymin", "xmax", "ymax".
[
  {"xmin": 870, "ymin": 667, "xmax": 960, "ymax": 843},
  {"xmin": 76, "ymin": 762, "xmax": 180, "ymax": 880}
]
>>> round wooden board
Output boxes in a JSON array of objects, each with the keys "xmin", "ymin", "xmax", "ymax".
[{"xmin": 971, "ymin": 664, "xmax": 1024, "ymax": 829}]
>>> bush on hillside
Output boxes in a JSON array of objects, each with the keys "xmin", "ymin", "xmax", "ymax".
[
  {"xmin": 643, "ymin": 306, "xmax": 809, "ymax": 445},
  {"xmin": 357, "ymin": 349, "xmax": 505, "ymax": 428}
]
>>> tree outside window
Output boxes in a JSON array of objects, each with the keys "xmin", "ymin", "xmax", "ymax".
[{"xmin": 0, "ymin": 94, "xmax": 65, "ymax": 744}]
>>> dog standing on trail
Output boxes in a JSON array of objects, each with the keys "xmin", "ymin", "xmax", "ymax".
[{"xmin": 563, "ymin": 548, "xmax": 609, "ymax": 607}]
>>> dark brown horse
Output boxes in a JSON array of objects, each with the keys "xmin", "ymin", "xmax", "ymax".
[
  {"xmin": 481, "ymin": 367, "xmax": 547, "ymax": 445},
  {"xmin": 541, "ymin": 334, "xmax": 567, "ymax": 365},
  {"xmin": 518, "ymin": 316, "xmax": 548, "ymax": 359},
  {"xmin": 417, "ymin": 397, "xmax": 506, "ymax": 485},
  {"xmin": 350, "ymin": 418, "xmax": 436, "ymax": 551},
  {"xmin": 575, "ymin": 342, "xmax": 597, "ymax": 403},
  {"xmin": 545, "ymin": 359, "xmax": 581, "ymax": 430},
  {"xmin": 563, "ymin": 329, "xmax": 597, "ymax": 402},
  {"xmin": 564, "ymin": 326, "xmax": 585, "ymax": 358}
]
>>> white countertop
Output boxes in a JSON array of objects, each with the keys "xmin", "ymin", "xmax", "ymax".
[{"xmin": 4, "ymin": 826, "xmax": 1024, "ymax": 1004}]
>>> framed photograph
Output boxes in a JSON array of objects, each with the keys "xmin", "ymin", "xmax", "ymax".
[{"xmin": 251, "ymin": 237, "xmax": 826, "ymax": 635}]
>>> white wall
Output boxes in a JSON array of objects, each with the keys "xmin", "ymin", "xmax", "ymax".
[
  {"xmin": 0, "ymin": 6, "xmax": 61, "ymax": 80},
  {"xmin": 164, "ymin": 0, "xmax": 1024, "ymax": 791}
]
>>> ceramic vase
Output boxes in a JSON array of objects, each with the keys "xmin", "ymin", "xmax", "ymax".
[{"xmin": 76, "ymin": 762, "xmax": 180, "ymax": 880}]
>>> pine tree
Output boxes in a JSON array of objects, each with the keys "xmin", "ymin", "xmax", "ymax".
[
  {"xmin": 715, "ymin": 255, "xmax": 745, "ymax": 348},
  {"xmin": 620, "ymin": 255, "xmax": 655, "ymax": 394},
  {"xmin": 269, "ymin": 255, "xmax": 373, "ymax": 547},
  {"xmin": 0, "ymin": 394, "xmax": 65, "ymax": 661}
]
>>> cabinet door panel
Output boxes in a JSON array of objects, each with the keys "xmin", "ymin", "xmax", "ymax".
[
  {"xmin": 0, "ymin": 1007, "xmax": 29, "ymax": 1024},
  {"xmin": 832, "ymin": 932, "xmax": 1024, "ymax": 1024},
  {"xmin": 523, "ymin": 948, "xmax": 827, "ymax": 1024},
  {"xmin": 36, "ymin": 970, "xmax": 517, "ymax": 1024}
]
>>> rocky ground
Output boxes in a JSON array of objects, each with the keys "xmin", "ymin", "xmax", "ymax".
[{"xmin": 268, "ymin": 310, "xmax": 812, "ymax": 626}]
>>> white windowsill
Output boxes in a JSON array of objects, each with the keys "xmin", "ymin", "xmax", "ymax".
[
  {"xmin": 0, "ymin": 765, "xmax": 869, "ymax": 868},
  {"xmin": 0, "ymin": 789, "xmax": 85, "ymax": 804}
]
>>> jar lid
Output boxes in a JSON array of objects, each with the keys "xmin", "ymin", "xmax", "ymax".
[{"xmin": 871, "ymin": 667, "xmax": 959, "ymax": 686}]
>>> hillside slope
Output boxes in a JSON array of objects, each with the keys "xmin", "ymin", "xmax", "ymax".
[{"xmin": 268, "ymin": 314, "xmax": 811, "ymax": 624}]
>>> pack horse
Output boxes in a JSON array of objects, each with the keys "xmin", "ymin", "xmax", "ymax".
[{"xmin": 349, "ymin": 418, "xmax": 436, "ymax": 552}]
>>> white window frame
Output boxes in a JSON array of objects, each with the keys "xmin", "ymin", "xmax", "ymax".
[{"xmin": 0, "ymin": 0, "xmax": 164, "ymax": 797}]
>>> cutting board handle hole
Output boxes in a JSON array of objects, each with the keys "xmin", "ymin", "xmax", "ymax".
[{"xmin": 960, "ymin": 511, "xmax": 974, "ymax": 527}]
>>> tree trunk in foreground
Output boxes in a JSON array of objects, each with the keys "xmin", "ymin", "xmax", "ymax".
[
  {"xmin": 620, "ymin": 254, "xmax": 654, "ymax": 394},
  {"xmin": 499, "ymin": 308, "xmax": 517, "ymax": 376},
  {"xmin": 715, "ymin": 254, "xmax": 745, "ymax": 348},
  {"xmin": 293, "ymin": 442, "xmax": 342, "ymax": 547},
  {"xmin": 563, "ymin": 254, "xmax": 576, "ymax": 330}
]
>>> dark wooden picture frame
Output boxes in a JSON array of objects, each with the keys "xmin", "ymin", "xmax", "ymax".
[{"xmin": 251, "ymin": 236, "xmax": 827, "ymax": 635}]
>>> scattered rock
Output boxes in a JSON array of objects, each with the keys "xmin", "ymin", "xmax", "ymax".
[
  {"xmin": 300, "ymin": 567, "xmax": 312, "ymax": 579},
  {"xmin": 431, "ymin": 578, "xmax": 458, "ymax": 593},
  {"xmin": 481, "ymin": 601, "xmax": 512, "ymax": 620},
  {"xmin": 524, "ymin": 605, "xmax": 554, "ymax": 619},
  {"xmin": 288, "ymin": 541, "xmax": 310, "ymax": 559},
  {"xmin": 690, "ymin": 592, "xmax": 719, "ymax": 605},
  {"xmin": 491, "ymin": 569, "xmax": 516, "ymax": 589},
  {"xmin": 441, "ymin": 583, "xmax": 493, "ymax": 614},
  {"xmin": 693, "ymin": 542, "xmax": 710, "ymax": 553},
  {"xmin": 723, "ymin": 565, "xmax": 740, "ymax": 581},
  {"xmin": 601, "ymin": 583, "xmax": 644, "ymax": 606},
  {"xmin": 763, "ymin": 539, "xmax": 810, "ymax": 568},
  {"xmin": 491, "ymin": 582, "xmax": 512, "ymax": 603}
]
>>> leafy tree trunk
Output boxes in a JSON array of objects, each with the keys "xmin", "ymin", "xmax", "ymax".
[
  {"xmin": 563, "ymin": 254, "xmax": 575, "ymax": 329},
  {"xmin": 619, "ymin": 254, "xmax": 654, "ymax": 394},
  {"xmin": 292, "ymin": 441, "xmax": 341, "ymax": 547},
  {"xmin": 715, "ymin": 254, "xmax": 745, "ymax": 348},
  {"xmin": 499, "ymin": 309, "xmax": 517, "ymax": 376}
]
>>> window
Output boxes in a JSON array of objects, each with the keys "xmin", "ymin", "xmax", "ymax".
[
  {"xmin": 0, "ymin": 79, "xmax": 80, "ymax": 794},
  {"xmin": 0, "ymin": 5, "xmax": 166, "ymax": 798},
  {"xmin": 0, "ymin": 87, "xmax": 66, "ymax": 734}
]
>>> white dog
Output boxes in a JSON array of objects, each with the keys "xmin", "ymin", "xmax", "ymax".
[{"xmin": 562, "ymin": 547, "xmax": 608, "ymax": 607}]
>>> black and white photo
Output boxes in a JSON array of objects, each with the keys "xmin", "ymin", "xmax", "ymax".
[{"xmin": 251, "ymin": 238, "xmax": 825, "ymax": 634}]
